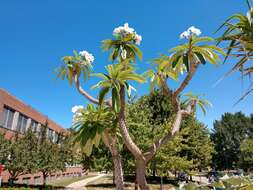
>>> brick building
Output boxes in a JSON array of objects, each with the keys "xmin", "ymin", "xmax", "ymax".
[{"xmin": 0, "ymin": 88, "xmax": 83, "ymax": 185}]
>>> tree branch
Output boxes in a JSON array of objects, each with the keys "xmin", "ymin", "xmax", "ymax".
[
  {"xmin": 118, "ymin": 86, "xmax": 145, "ymax": 161},
  {"xmin": 144, "ymin": 99, "xmax": 196, "ymax": 162},
  {"xmin": 157, "ymin": 72, "xmax": 172, "ymax": 97},
  {"xmin": 74, "ymin": 75, "xmax": 112, "ymax": 107},
  {"xmin": 173, "ymin": 62, "xmax": 199, "ymax": 99}
]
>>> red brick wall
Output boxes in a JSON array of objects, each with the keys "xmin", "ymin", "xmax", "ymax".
[
  {"xmin": 1, "ymin": 166, "xmax": 84, "ymax": 185},
  {"xmin": 0, "ymin": 88, "xmax": 67, "ymax": 135}
]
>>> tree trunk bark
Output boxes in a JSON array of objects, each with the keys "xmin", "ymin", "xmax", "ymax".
[
  {"xmin": 112, "ymin": 154, "xmax": 124, "ymax": 190},
  {"xmin": 102, "ymin": 131, "xmax": 124, "ymax": 190},
  {"xmin": 42, "ymin": 173, "xmax": 47, "ymax": 186},
  {"xmin": 112, "ymin": 166, "xmax": 116, "ymax": 185},
  {"xmin": 119, "ymin": 87, "xmax": 149, "ymax": 189},
  {"xmin": 136, "ymin": 159, "xmax": 149, "ymax": 190},
  {"xmin": 8, "ymin": 177, "xmax": 15, "ymax": 187},
  {"xmin": 135, "ymin": 168, "xmax": 138, "ymax": 190},
  {"xmin": 160, "ymin": 176, "xmax": 163, "ymax": 190}
]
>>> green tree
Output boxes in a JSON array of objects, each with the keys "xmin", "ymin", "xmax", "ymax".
[
  {"xmin": 179, "ymin": 119, "xmax": 214, "ymax": 171},
  {"xmin": 5, "ymin": 129, "xmax": 38, "ymax": 186},
  {"xmin": 211, "ymin": 112, "xmax": 253, "ymax": 170},
  {"xmin": 239, "ymin": 138, "xmax": 253, "ymax": 171},
  {"xmin": 37, "ymin": 124, "xmax": 66, "ymax": 186},
  {"xmin": 125, "ymin": 91, "xmax": 214, "ymax": 178},
  {"xmin": 0, "ymin": 132, "xmax": 10, "ymax": 165}
]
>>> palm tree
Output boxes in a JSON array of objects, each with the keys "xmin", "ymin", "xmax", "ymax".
[
  {"xmin": 216, "ymin": 0, "xmax": 253, "ymax": 101},
  {"xmin": 72, "ymin": 104, "xmax": 125, "ymax": 190}
]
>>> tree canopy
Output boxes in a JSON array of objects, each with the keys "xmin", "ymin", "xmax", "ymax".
[{"xmin": 211, "ymin": 112, "xmax": 253, "ymax": 170}]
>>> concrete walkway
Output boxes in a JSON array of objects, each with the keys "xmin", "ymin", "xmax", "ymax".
[
  {"xmin": 65, "ymin": 174, "xmax": 106, "ymax": 190},
  {"xmin": 192, "ymin": 176, "xmax": 209, "ymax": 184}
]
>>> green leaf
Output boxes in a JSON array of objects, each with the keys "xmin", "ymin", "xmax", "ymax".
[
  {"xmin": 195, "ymin": 52, "xmax": 206, "ymax": 65},
  {"xmin": 192, "ymin": 36, "xmax": 214, "ymax": 44},
  {"xmin": 183, "ymin": 54, "xmax": 189, "ymax": 71},
  {"xmin": 112, "ymin": 87, "xmax": 120, "ymax": 113},
  {"xmin": 98, "ymin": 87, "xmax": 110, "ymax": 105}
]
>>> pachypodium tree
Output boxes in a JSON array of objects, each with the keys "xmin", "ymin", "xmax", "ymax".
[
  {"xmin": 56, "ymin": 23, "xmax": 223, "ymax": 190},
  {"xmin": 57, "ymin": 48, "xmax": 125, "ymax": 189},
  {"xmin": 71, "ymin": 104, "xmax": 124, "ymax": 189},
  {"xmin": 97, "ymin": 24, "xmax": 222, "ymax": 190},
  {"xmin": 216, "ymin": 0, "xmax": 253, "ymax": 101}
]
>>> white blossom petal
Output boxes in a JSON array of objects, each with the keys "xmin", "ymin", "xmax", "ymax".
[
  {"xmin": 71, "ymin": 105, "xmax": 84, "ymax": 113},
  {"xmin": 180, "ymin": 26, "xmax": 201, "ymax": 39},
  {"xmin": 134, "ymin": 34, "xmax": 142, "ymax": 45},
  {"xmin": 113, "ymin": 23, "xmax": 142, "ymax": 45},
  {"xmin": 79, "ymin": 50, "xmax": 94, "ymax": 64}
]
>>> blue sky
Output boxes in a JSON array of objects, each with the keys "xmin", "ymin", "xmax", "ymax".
[{"xmin": 0, "ymin": 0, "xmax": 252, "ymax": 129}]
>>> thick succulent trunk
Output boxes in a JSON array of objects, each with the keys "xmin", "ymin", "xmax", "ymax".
[
  {"xmin": 119, "ymin": 87, "xmax": 149, "ymax": 189},
  {"xmin": 112, "ymin": 153, "xmax": 124, "ymax": 190},
  {"xmin": 136, "ymin": 159, "xmax": 149, "ymax": 190},
  {"xmin": 102, "ymin": 131, "xmax": 124, "ymax": 190},
  {"xmin": 118, "ymin": 86, "xmax": 193, "ymax": 190}
]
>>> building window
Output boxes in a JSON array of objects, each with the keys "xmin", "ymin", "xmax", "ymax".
[
  {"xmin": 22, "ymin": 177, "xmax": 30, "ymax": 185},
  {"xmin": 16, "ymin": 114, "xmax": 28, "ymax": 133},
  {"xmin": 31, "ymin": 119, "xmax": 38, "ymax": 132},
  {"xmin": 34, "ymin": 176, "xmax": 41, "ymax": 185},
  {"xmin": 2, "ymin": 106, "xmax": 15, "ymax": 129},
  {"xmin": 36, "ymin": 123, "xmax": 41, "ymax": 136},
  {"xmin": 54, "ymin": 132, "xmax": 59, "ymax": 143},
  {"xmin": 47, "ymin": 128, "xmax": 54, "ymax": 141}
]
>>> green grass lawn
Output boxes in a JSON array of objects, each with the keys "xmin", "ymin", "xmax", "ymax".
[
  {"xmin": 86, "ymin": 175, "xmax": 175, "ymax": 190},
  {"xmin": 47, "ymin": 173, "xmax": 96, "ymax": 187}
]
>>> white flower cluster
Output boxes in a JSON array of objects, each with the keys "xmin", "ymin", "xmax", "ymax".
[
  {"xmin": 72, "ymin": 105, "xmax": 84, "ymax": 113},
  {"xmin": 180, "ymin": 26, "xmax": 201, "ymax": 39},
  {"xmin": 79, "ymin": 50, "xmax": 95, "ymax": 64},
  {"xmin": 72, "ymin": 105, "xmax": 84, "ymax": 122},
  {"xmin": 113, "ymin": 23, "xmax": 142, "ymax": 45}
]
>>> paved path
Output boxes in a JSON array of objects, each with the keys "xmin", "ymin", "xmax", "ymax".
[
  {"xmin": 192, "ymin": 176, "xmax": 209, "ymax": 184},
  {"xmin": 65, "ymin": 174, "xmax": 106, "ymax": 190}
]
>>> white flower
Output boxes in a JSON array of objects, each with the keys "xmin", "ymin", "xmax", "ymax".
[
  {"xmin": 79, "ymin": 50, "xmax": 94, "ymax": 64},
  {"xmin": 121, "ymin": 49, "xmax": 127, "ymax": 59},
  {"xmin": 180, "ymin": 26, "xmax": 201, "ymax": 39},
  {"xmin": 71, "ymin": 105, "xmax": 84, "ymax": 113},
  {"xmin": 134, "ymin": 34, "xmax": 142, "ymax": 45},
  {"xmin": 113, "ymin": 23, "xmax": 135, "ymax": 37},
  {"xmin": 72, "ymin": 112, "xmax": 82, "ymax": 122},
  {"xmin": 180, "ymin": 31, "xmax": 190, "ymax": 39},
  {"xmin": 123, "ymin": 23, "xmax": 135, "ymax": 34},
  {"xmin": 188, "ymin": 26, "xmax": 201, "ymax": 36},
  {"xmin": 113, "ymin": 23, "xmax": 142, "ymax": 45}
]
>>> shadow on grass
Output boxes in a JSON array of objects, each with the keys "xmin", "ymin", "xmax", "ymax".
[
  {"xmin": 86, "ymin": 183, "xmax": 133, "ymax": 188},
  {"xmin": 86, "ymin": 175, "xmax": 178, "ymax": 189},
  {"xmin": 125, "ymin": 175, "xmax": 178, "ymax": 186},
  {"xmin": 0, "ymin": 182, "xmax": 65, "ymax": 190}
]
